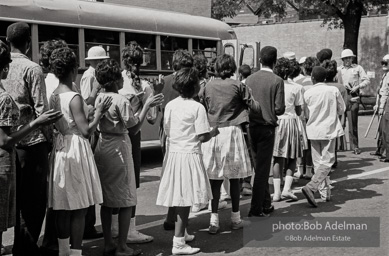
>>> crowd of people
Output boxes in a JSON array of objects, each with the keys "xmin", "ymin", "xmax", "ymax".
[{"xmin": 0, "ymin": 20, "xmax": 387, "ymax": 256}]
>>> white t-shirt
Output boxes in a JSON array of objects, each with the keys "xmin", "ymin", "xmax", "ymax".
[
  {"xmin": 164, "ymin": 96, "xmax": 210, "ymax": 153},
  {"xmin": 45, "ymin": 73, "xmax": 80, "ymax": 103}
]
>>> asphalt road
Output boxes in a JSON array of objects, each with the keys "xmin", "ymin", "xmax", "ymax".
[{"xmin": 2, "ymin": 115, "xmax": 388, "ymax": 256}]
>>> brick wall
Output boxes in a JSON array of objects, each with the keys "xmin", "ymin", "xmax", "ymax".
[
  {"xmin": 104, "ymin": 0, "xmax": 211, "ymax": 17},
  {"xmin": 233, "ymin": 16, "xmax": 389, "ymax": 95}
]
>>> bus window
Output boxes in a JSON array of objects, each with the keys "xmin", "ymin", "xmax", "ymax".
[
  {"xmin": 160, "ymin": 36, "xmax": 188, "ymax": 70},
  {"xmin": 38, "ymin": 25, "xmax": 79, "ymax": 65},
  {"xmin": 224, "ymin": 44, "xmax": 235, "ymax": 58},
  {"xmin": 193, "ymin": 39, "xmax": 217, "ymax": 66},
  {"xmin": 0, "ymin": 21, "xmax": 13, "ymax": 43},
  {"xmin": 125, "ymin": 33, "xmax": 156, "ymax": 70},
  {"xmin": 85, "ymin": 29, "xmax": 120, "ymax": 66},
  {"xmin": 241, "ymin": 46, "xmax": 254, "ymax": 68}
]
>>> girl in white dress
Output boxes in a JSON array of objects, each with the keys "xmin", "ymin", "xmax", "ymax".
[
  {"xmin": 48, "ymin": 47, "xmax": 112, "ymax": 256},
  {"xmin": 156, "ymin": 67, "xmax": 218, "ymax": 255},
  {"xmin": 272, "ymin": 58, "xmax": 306, "ymax": 202}
]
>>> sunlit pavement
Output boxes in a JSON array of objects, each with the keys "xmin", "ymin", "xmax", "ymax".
[{"xmin": 2, "ymin": 115, "xmax": 388, "ymax": 256}]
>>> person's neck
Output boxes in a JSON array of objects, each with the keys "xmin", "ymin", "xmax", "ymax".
[
  {"xmin": 106, "ymin": 88, "xmax": 118, "ymax": 94},
  {"xmin": 262, "ymin": 65, "xmax": 273, "ymax": 70},
  {"xmin": 10, "ymin": 46, "xmax": 26, "ymax": 55}
]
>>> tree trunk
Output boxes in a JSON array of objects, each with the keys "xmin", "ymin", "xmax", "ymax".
[{"xmin": 341, "ymin": 1, "xmax": 363, "ymax": 60}]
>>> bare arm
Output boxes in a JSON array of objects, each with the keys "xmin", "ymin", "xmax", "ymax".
[
  {"xmin": 0, "ymin": 109, "xmax": 62, "ymax": 149},
  {"xmin": 128, "ymin": 93, "xmax": 164, "ymax": 135},
  {"xmin": 70, "ymin": 95, "xmax": 112, "ymax": 138},
  {"xmin": 197, "ymin": 127, "xmax": 219, "ymax": 143}
]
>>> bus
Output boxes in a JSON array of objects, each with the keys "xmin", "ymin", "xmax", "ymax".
[{"xmin": 0, "ymin": 0, "xmax": 258, "ymax": 147}]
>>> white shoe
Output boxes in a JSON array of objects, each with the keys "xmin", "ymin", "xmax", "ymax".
[
  {"xmin": 172, "ymin": 244, "xmax": 200, "ymax": 255},
  {"xmin": 220, "ymin": 194, "xmax": 231, "ymax": 201},
  {"xmin": 231, "ymin": 220, "xmax": 244, "ymax": 230},
  {"xmin": 208, "ymin": 200, "xmax": 227, "ymax": 211},
  {"xmin": 70, "ymin": 249, "xmax": 82, "ymax": 256},
  {"xmin": 272, "ymin": 193, "xmax": 281, "ymax": 202},
  {"xmin": 192, "ymin": 203, "xmax": 207, "ymax": 213},
  {"xmin": 127, "ymin": 230, "xmax": 153, "ymax": 244},
  {"xmin": 281, "ymin": 191, "xmax": 298, "ymax": 201}
]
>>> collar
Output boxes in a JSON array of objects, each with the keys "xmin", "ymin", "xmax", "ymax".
[
  {"xmin": 261, "ymin": 67, "xmax": 273, "ymax": 73},
  {"xmin": 312, "ymin": 82, "xmax": 327, "ymax": 87},
  {"xmin": 11, "ymin": 52, "xmax": 29, "ymax": 59},
  {"xmin": 340, "ymin": 64, "xmax": 358, "ymax": 69}
]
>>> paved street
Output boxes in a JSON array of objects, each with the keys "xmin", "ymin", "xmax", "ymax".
[{"xmin": 2, "ymin": 115, "xmax": 389, "ymax": 256}]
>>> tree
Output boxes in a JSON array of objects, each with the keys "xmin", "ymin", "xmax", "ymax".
[{"xmin": 212, "ymin": 0, "xmax": 389, "ymax": 57}]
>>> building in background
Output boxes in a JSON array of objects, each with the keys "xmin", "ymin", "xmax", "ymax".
[{"xmin": 83, "ymin": 0, "xmax": 211, "ymax": 17}]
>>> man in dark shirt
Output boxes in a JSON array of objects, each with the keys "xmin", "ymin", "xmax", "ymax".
[{"xmin": 245, "ymin": 46, "xmax": 285, "ymax": 217}]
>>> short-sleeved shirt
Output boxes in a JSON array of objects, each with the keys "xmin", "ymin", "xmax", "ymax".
[
  {"xmin": 164, "ymin": 97, "xmax": 210, "ymax": 153},
  {"xmin": 118, "ymin": 70, "xmax": 156, "ymax": 121},
  {"xmin": 96, "ymin": 93, "xmax": 138, "ymax": 134},
  {"xmin": 80, "ymin": 66, "xmax": 99, "ymax": 100},
  {"xmin": 0, "ymin": 85, "xmax": 19, "ymax": 128},
  {"xmin": 1, "ymin": 53, "xmax": 49, "ymax": 146},
  {"xmin": 279, "ymin": 80, "xmax": 304, "ymax": 118}
]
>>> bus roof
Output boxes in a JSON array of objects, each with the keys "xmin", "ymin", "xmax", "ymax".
[{"xmin": 0, "ymin": 0, "xmax": 237, "ymax": 41}]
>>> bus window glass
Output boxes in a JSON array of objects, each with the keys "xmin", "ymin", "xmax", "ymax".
[
  {"xmin": 0, "ymin": 21, "xmax": 13, "ymax": 43},
  {"xmin": 160, "ymin": 36, "xmax": 188, "ymax": 70},
  {"xmin": 85, "ymin": 29, "xmax": 120, "ymax": 66},
  {"xmin": 125, "ymin": 33, "xmax": 156, "ymax": 70},
  {"xmin": 242, "ymin": 46, "xmax": 254, "ymax": 68},
  {"xmin": 224, "ymin": 44, "xmax": 235, "ymax": 58},
  {"xmin": 193, "ymin": 39, "xmax": 217, "ymax": 66},
  {"xmin": 38, "ymin": 25, "xmax": 79, "ymax": 64}
]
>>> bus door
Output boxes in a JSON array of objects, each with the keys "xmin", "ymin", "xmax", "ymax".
[
  {"xmin": 222, "ymin": 39, "xmax": 239, "ymax": 79},
  {"xmin": 239, "ymin": 42, "xmax": 260, "ymax": 70}
]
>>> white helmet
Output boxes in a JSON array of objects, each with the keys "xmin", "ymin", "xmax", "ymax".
[
  {"xmin": 283, "ymin": 52, "xmax": 296, "ymax": 60},
  {"xmin": 383, "ymin": 54, "xmax": 389, "ymax": 61},
  {"xmin": 85, "ymin": 46, "xmax": 110, "ymax": 60},
  {"xmin": 341, "ymin": 49, "xmax": 355, "ymax": 59}
]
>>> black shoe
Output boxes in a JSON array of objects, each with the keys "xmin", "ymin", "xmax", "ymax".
[
  {"xmin": 302, "ymin": 186, "xmax": 317, "ymax": 207},
  {"xmin": 354, "ymin": 148, "xmax": 361, "ymax": 154},
  {"xmin": 163, "ymin": 221, "xmax": 175, "ymax": 231},
  {"xmin": 380, "ymin": 159, "xmax": 389, "ymax": 163},
  {"xmin": 263, "ymin": 205, "xmax": 274, "ymax": 214},
  {"xmin": 248, "ymin": 211, "xmax": 269, "ymax": 217},
  {"xmin": 83, "ymin": 229, "xmax": 104, "ymax": 239},
  {"xmin": 379, "ymin": 155, "xmax": 387, "ymax": 159},
  {"xmin": 370, "ymin": 152, "xmax": 382, "ymax": 156},
  {"xmin": 332, "ymin": 161, "xmax": 338, "ymax": 168}
]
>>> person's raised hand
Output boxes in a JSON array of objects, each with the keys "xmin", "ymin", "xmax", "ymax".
[
  {"xmin": 87, "ymin": 105, "xmax": 96, "ymax": 122},
  {"xmin": 152, "ymin": 74, "xmax": 165, "ymax": 94},
  {"xmin": 34, "ymin": 109, "xmax": 63, "ymax": 126},
  {"xmin": 145, "ymin": 93, "xmax": 164, "ymax": 108},
  {"xmin": 96, "ymin": 96, "xmax": 113, "ymax": 115}
]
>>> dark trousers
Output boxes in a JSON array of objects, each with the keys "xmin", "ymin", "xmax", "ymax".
[
  {"xmin": 13, "ymin": 142, "xmax": 49, "ymax": 256},
  {"xmin": 382, "ymin": 115, "xmax": 389, "ymax": 160},
  {"xmin": 346, "ymin": 102, "xmax": 359, "ymax": 149},
  {"xmin": 84, "ymin": 205, "xmax": 97, "ymax": 235},
  {"xmin": 250, "ymin": 125, "xmax": 275, "ymax": 214},
  {"xmin": 129, "ymin": 131, "xmax": 141, "ymax": 188}
]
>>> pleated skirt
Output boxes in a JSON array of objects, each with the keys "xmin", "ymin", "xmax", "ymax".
[
  {"xmin": 156, "ymin": 152, "xmax": 213, "ymax": 207},
  {"xmin": 273, "ymin": 117, "xmax": 308, "ymax": 159},
  {"xmin": 202, "ymin": 125, "xmax": 252, "ymax": 180}
]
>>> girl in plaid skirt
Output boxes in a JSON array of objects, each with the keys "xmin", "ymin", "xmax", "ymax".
[
  {"xmin": 272, "ymin": 58, "xmax": 307, "ymax": 202},
  {"xmin": 201, "ymin": 54, "xmax": 261, "ymax": 234}
]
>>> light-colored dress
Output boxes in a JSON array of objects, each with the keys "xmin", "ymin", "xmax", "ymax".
[
  {"xmin": 48, "ymin": 92, "xmax": 103, "ymax": 210},
  {"xmin": 0, "ymin": 85, "xmax": 19, "ymax": 231},
  {"xmin": 273, "ymin": 80, "xmax": 307, "ymax": 159},
  {"xmin": 94, "ymin": 93, "xmax": 138, "ymax": 208},
  {"xmin": 156, "ymin": 97, "xmax": 213, "ymax": 207}
]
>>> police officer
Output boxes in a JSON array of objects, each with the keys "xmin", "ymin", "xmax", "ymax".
[
  {"xmin": 337, "ymin": 49, "xmax": 370, "ymax": 154},
  {"xmin": 377, "ymin": 55, "xmax": 389, "ymax": 162}
]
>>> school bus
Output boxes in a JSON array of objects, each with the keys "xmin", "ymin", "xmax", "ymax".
[{"xmin": 0, "ymin": 0, "xmax": 258, "ymax": 148}]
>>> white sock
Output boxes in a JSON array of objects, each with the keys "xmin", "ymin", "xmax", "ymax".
[
  {"xmin": 273, "ymin": 178, "xmax": 281, "ymax": 196},
  {"xmin": 296, "ymin": 164, "xmax": 303, "ymax": 175},
  {"xmin": 306, "ymin": 166, "xmax": 313, "ymax": 176},
  {"xmin": 282, "ymin": 176, "xmax": 294, "ymax": 193},
  {"xmin": 129, "ymin": 217, "xmax": 136, "ymax": 235},
  {"xmin": 70, "ymin": 249, "xmax": 82, "ymax": 256},
  {"xmin": 58, "ymin": 238, "xmax": 70, "ymax": 256},
  {"xmin": 231, "ymin": 211, "xmax": 241, "ymax": 223},
  {"xmin": 173, "ymin": 236, "xmax": 186, "ymax": 247},
  {"xmin": 210, "ymin": 213, "xmax": 219, "ymax": 226}
]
